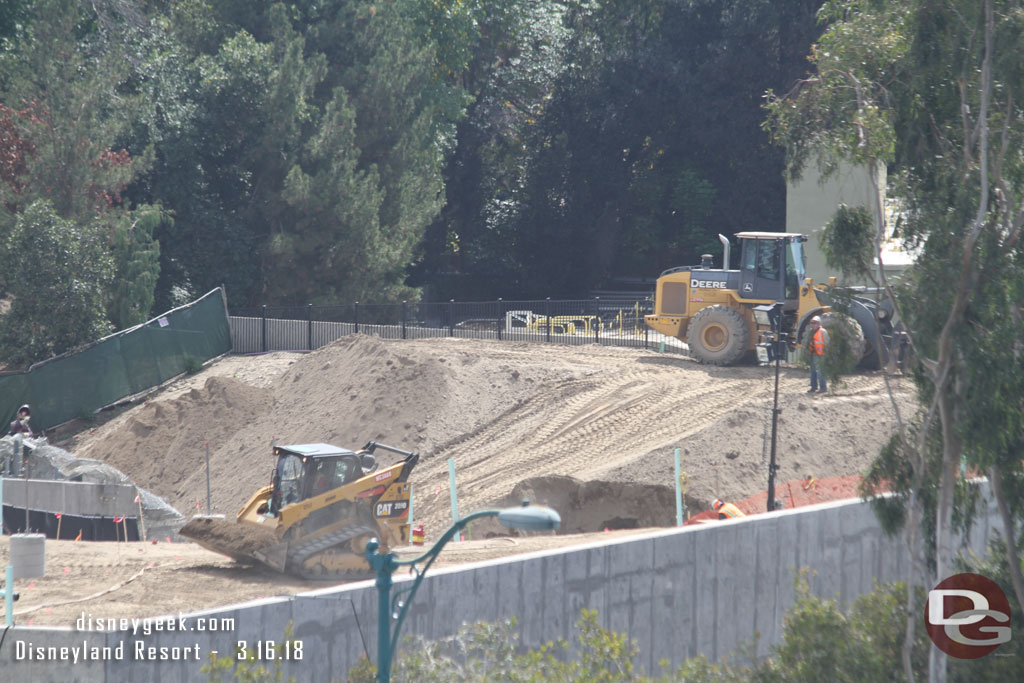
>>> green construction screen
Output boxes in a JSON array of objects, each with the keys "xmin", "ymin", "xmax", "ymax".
[{"xmin": 0, "ymin": 288, "xmax": 232, "ymax": 432}]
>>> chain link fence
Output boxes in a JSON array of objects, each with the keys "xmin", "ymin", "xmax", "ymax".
[{"xmin": 229, "ymin": 298, "xmax": 674, "ymax": 354}]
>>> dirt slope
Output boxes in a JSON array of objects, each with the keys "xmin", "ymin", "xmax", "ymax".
[{"xmin": 72, "ymin": 335, "xmax": 916, "ymax": 536}]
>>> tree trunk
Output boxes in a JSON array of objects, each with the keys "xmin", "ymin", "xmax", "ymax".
[
  {"xmin": 929, "ymin": 387, "xmax": 961, "ymax": 683},
  {"xmin": 990, "ymin": 467, "xmax": 1024, "ymax": 615},
  {"xmin": 903, "ymin": 487, "xmax": 922, "ymax": 683}
]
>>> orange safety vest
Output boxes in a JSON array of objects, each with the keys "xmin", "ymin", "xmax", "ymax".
[
  {"xmin": 810, "ymin": 327, "xmax": 826, "ymax": 356},
  {"xmin": 717, "ymin": 502, "xmax": 745, "ymax": 519}
]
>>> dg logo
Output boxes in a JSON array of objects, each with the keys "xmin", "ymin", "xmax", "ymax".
[{"xmin": 925, "ymin": 572, "xmax": 1011, "ymax": 659}]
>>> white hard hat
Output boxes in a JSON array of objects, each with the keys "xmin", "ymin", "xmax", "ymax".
[{"xmin": 811, "ymin": 316, "xmax": 821, "ymax": 323}]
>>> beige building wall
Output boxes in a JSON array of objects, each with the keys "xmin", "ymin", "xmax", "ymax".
[{"xmin": 785, "ymin": 162, "xmax": 886, "ymax": 286}]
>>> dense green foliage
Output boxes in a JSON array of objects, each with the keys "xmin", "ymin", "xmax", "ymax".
[
  {"xmin": 420, "ymin": 0, "xmax": 825, "ymax": 298},
  {"xmin": 0, "ymin": 200, "xmax": 114, "ymax": 366},
  {"xmin": 0, "ymin": 0, "xmax": 827, "ymax": 365}
]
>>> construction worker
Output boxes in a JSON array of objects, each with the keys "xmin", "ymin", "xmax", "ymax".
[
  {"xmin": 8, "ymin": 404, "xmax": 33, "ymax": 437},
  {"xmin": 712, "ymin": 498, "xmax": 745, "ymax": 520},
  {"xmin": 807, "ymin": 316, "xmax": 828, "ymax": 394}
]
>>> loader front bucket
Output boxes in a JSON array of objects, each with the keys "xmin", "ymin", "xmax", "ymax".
[{"xmin": 179, "ymin": 516, "xmax": 279, "ymax": 565}]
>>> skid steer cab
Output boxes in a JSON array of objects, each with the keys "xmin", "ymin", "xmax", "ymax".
[
  {"xmin": 258, "ymin": 441, "xmax": 416, "ymax": 518},
  {"xmin": 645, "ymin": 232, "xmax": 894, "ymax": 368},
  {"xmin": 265, "ymin": 443, "xmax": 377, "ymax": 515}
]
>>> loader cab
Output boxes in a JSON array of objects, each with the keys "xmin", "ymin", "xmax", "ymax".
[
  {"xmin": 736, "ymin": 232, "xmax": 806, "ymax": 307},
  {"xmin": 268, "ymin": 443, "xmax": 373, "ymax": 514}
]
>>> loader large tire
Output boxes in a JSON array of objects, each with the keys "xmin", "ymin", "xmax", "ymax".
[
  {"xmin": 688, "ymin": 305, "xmax": 750, "ymax": 365},
  {"xmin": 820, "ymin": 312, "xmax": 865, "ymax": 366}
]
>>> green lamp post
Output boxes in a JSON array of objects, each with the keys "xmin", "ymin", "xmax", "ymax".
[{"xmin": 365, "ymin": 501, "xmax": 561, "ymax": 683}]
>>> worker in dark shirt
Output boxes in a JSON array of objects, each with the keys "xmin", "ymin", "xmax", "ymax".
[{"xmin": 8, "ymin": 404, "xmax": 33, "ymax": 437}]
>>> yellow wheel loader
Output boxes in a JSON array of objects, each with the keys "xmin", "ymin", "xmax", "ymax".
[
  {"xmin": 179, "ymin": 441, "xmax": 417, "ymax": 580},
  {"xmin": 645, "ymin": 232, "xmax": 901, "ymax": 368}
]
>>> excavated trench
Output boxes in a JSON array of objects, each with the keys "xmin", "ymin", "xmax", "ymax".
[{"xmin": 499, "ymin": 475, "xmax": 693, "ymax": 535}]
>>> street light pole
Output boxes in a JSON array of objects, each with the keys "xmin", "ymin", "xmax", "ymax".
[
  {"xmin": 365, "ymin": 502, "xmax": 561, "ymax": 683},
  {"xmin": 756, "ymin": 302, "xmax": 785, "ymax": 514},
  {"xmin": 766, "ymin": 328, "xmax": 782, "ymax": 513}
]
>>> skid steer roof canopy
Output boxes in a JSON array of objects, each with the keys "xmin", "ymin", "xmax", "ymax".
[{"xmin": 274, "ymin": 443, "xmax": 357, "ymax": 459}]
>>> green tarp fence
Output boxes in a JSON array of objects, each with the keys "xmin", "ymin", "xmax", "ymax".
[{"xmin": 0, "ymin": 288, "xmax": 232, "ymax": 433}]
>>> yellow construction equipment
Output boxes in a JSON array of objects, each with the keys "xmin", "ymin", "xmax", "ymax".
[
  {"xmin": 180, "ymin": 441, "xmax": 417, "ymax": 580},
  {"xmin": 645, "ymin": 232, "xmax": 900, "ymax": 368}
]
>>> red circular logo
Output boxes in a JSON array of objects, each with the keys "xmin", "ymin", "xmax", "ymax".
[{"xmin": 925, "ymin": 573, "xmax": 1011, "ymax": 659}]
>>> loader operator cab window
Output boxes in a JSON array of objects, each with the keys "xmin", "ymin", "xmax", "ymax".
[
  {"xmin": 309, "ymin": 456, "xmax": 361, "ymax": 497},
  {"xmin": 311, "ymin": 459, "xmax": 336, "ymax": 497},
  {"xmin": 757, "ymin": 240, "xmax": 779, "ymax": 280},
  {"xmin": 276, "ymin": 453, "xmax": 304, "ymax": 506},
  {"xmin": 785, "ymin": 240, "xmax": 806, "ymax": 300},
  {"xmin": 742, "ymin": 240, "xmax": 780, "ymax": 280}
]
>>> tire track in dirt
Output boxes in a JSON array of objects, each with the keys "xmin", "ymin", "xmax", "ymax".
[{"xmin": 414, "ymin": 362, "xmax": 779, "ymax": 524}]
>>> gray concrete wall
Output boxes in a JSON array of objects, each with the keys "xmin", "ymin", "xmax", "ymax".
[
  {"xmin": 1, "ymin": 480, "xmax": 138, "ymax": 519},
  {"xmin": 0, "ymin": 489, "xmax": 1002, "ymax": 682}
]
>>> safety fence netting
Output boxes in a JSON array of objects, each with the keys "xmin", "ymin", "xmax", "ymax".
[{"xmin": 0, "ymin": 288, "xmax": 232, "ymax": 432}]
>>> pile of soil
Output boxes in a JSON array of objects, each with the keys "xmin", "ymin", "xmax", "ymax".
[
  {"xmin": 178, "ymin": 516, "xmax": 278, "ymax": 561},
  {"xmin": 502, "ymin": 475, "xmax": 680, "ymax": 534},
  {"xmin": 72, "ymin": 335, "xmax": 918, "ymax": 541}
]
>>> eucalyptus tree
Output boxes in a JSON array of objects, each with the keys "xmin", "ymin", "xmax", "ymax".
[{"xmin": 766, "ymin": 2, "xmax": 1024, "ymax": 680}]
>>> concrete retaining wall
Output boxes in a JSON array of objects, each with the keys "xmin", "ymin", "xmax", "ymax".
[
  {"xmin": 1, "ymin": 480, "xmax": 138, "ymax": 519},
  {"xmin": 0, "ymin": 489, "xmax": 1002, "ymax": 682}
]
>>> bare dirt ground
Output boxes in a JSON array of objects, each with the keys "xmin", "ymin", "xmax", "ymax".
[
  {"xmin": 12, "ymin": 335, "xmax": 917, "ymax": 626},
  {"xmin": 0, "ymin": 530, "xmax": 645, "ymax": 627}
]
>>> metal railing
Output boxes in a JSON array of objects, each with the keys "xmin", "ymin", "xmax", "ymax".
[{"xmin": 229, "ymin": 298, "xmax": 671, "ymax": 354}]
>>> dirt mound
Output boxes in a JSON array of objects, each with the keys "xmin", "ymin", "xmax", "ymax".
[
  {"xmin": 504, "ymin": 475, "xmax": 681, "ymax": 533},
  {"xmin": 71, "ymin": 335, "xmax": 917, "ymax": 543},
  {"xmin": 74, "ymin": 376, "xmax": 271, "ymax": 511}
]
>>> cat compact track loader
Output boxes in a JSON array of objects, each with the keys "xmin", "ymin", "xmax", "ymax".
[
  {"xmin": 644, "ymin": 232, "xmax": 901, "ymax": 368},
  {"xmin": 179, "ymin": 441, "xmax": 417, "ymax": 580}
]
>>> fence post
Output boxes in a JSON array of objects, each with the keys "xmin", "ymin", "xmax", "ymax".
[
  {"xmin": 594, "ymin": 297, "xmax": 600, "ymax": 344},
  {"xmin": 354, "ymin": 302, "xmax": 360, "ymax": 334},
  {"xmin": 307, "ymin": 303, "xmax": 313, "ymax": 351},
  {"xmin": 401, "ymin": 301, "xmax": 407, "ymax": 339},
  {"xmin": 449, "ymin": 300, "xmax": 455, "ymax": 337},
  {"xmin": 545, "ymin": 298, "xmax": 551, "ymax": 343},
  {"xmin": 261, "ymin": 305, "xmax": 267, "ymax": 353},
  {"xmin": 497, "ymin": 298, "xmax": 503, "ymax": 341}
]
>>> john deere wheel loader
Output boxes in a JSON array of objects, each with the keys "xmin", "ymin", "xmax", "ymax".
[
  {"xmin": 179, "ymin": 441, "xmax": 417, "ymax": 580},
  {"xmin": 644, "ymin": 232, "xmax": 900, "ymax": 368}
]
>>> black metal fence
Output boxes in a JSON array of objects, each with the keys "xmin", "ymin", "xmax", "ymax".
[{"xmin": 229, "ymin": 298, "xmax": 672, "ymax": 354}]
